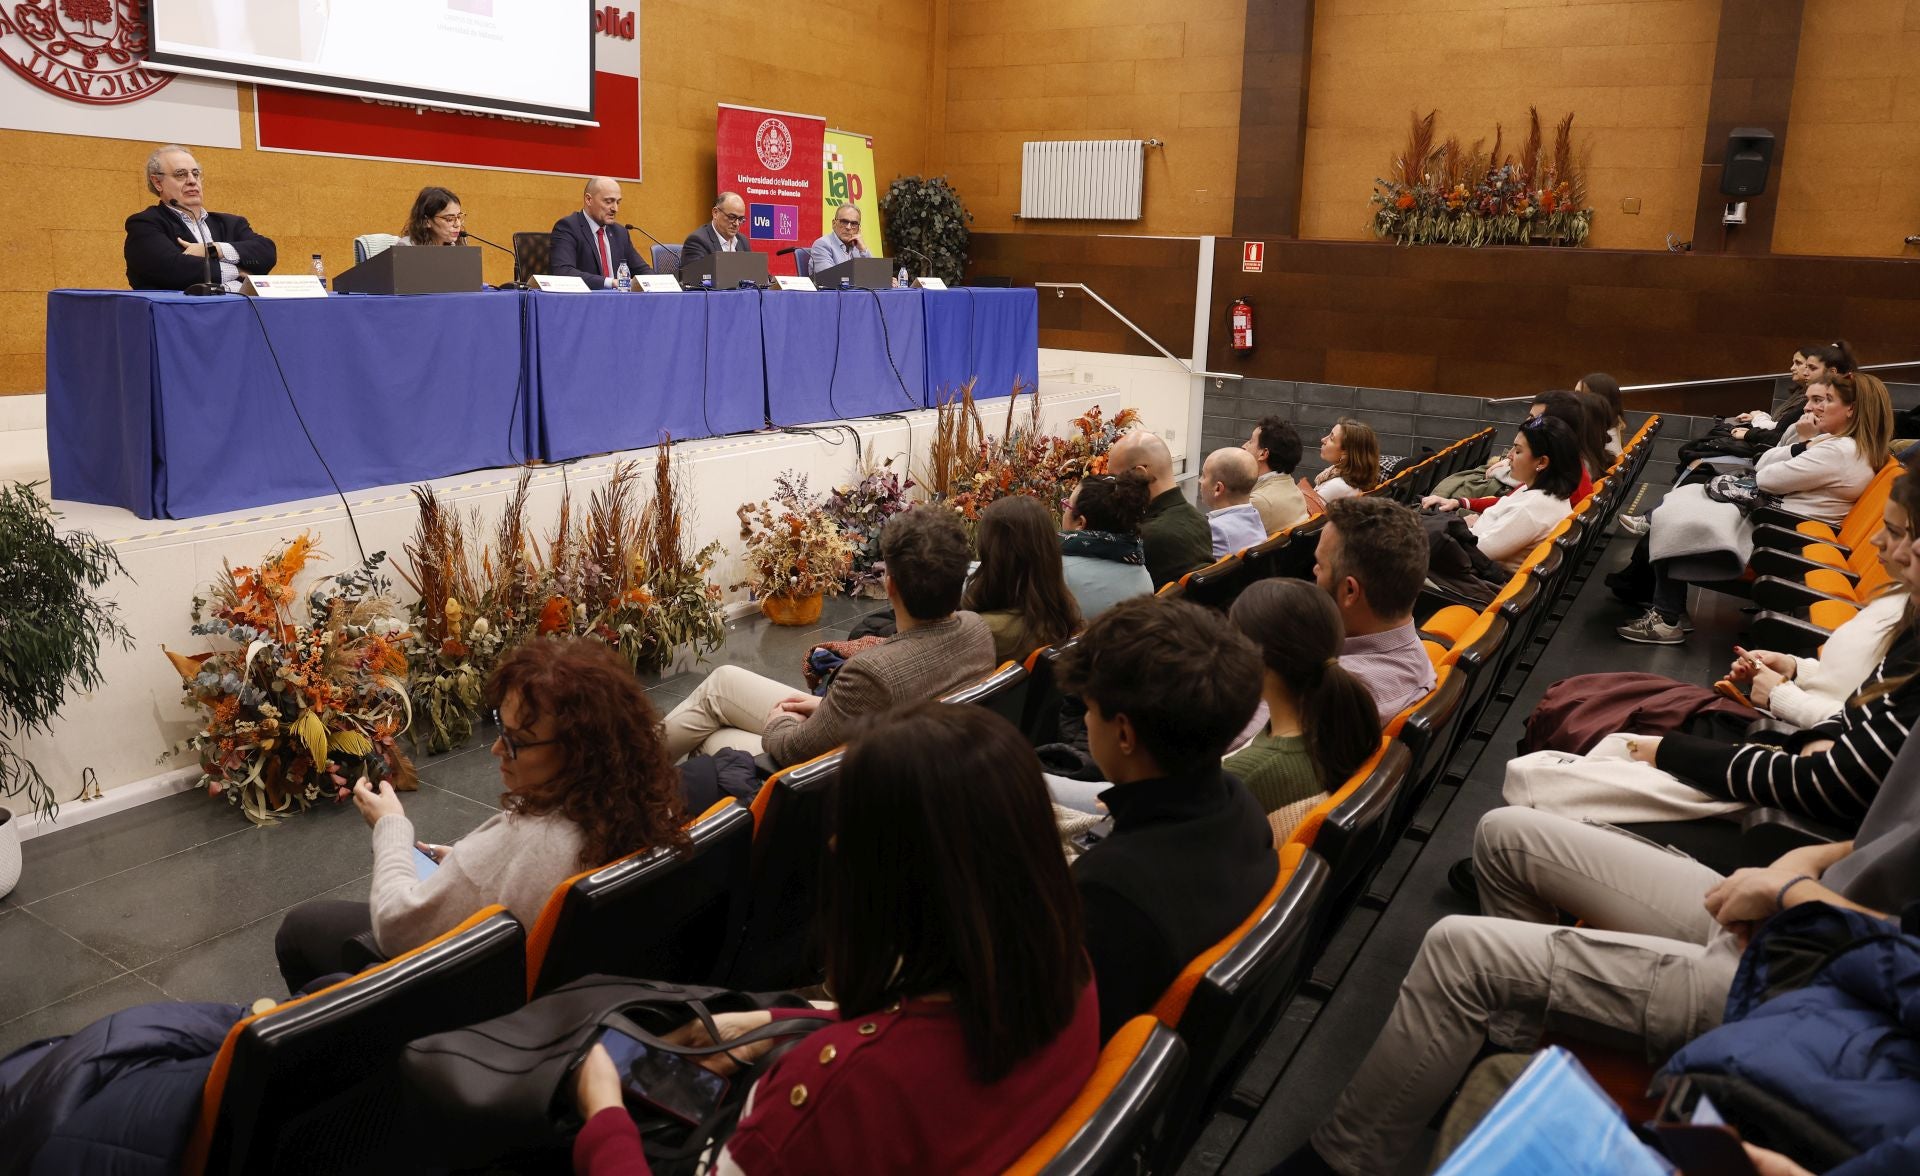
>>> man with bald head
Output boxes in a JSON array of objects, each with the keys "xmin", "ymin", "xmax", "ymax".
[
  {"xmin": 1201, "ymin": 446, "xmax": 1268, "ymax": 558},
  {"xmin": 1108, "ymin": 429, "xmax": 1213, "ymax": 588},
  {"xmin": 679, "ymin": 191, "xmax": 752, "ymax": 264},
  {"xmin": 548, "ymin": 176, "xmax": 651, "ymax": 288}
]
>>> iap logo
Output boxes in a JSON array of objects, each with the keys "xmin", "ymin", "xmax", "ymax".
[
  {"xmin": 824, "ymin": 143, "xmax": 863, "ymax": 204},
  {"xmin": 748, "ymin": 203, "xmax": 798, "ymax": 242},
  {"xmin": 0, "ymin": 0, "xmax": 175, "ymax": 105},
  {"xmin": 754, "ymin": 117, "xmax": 793, "ymax": 171}
]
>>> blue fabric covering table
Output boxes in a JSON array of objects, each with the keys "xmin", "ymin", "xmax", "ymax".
[
  {"xmin": 45, "ymin": 289, "xmax": 528, "ymax": 520},
  {"xmin": 919, "ymin": 287, "xmax": 1040, "ymax": 407},
  {"xmin": 761, "ymin": 287, "xmax": 928, "ymax": 425},
  {"xmin": 525, "ymin": 289, "xmax": 767, "ymax": 462}
]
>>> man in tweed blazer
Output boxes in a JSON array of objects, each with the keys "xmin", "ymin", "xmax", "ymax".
[{"xmin": 662, "ymin": 508, "xmax": 996, "ymax": 767}]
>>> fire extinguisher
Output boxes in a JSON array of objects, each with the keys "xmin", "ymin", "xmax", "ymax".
[{"xmin": 1229, "ymin": 296, "xmax": 1254, "ymax": 354}]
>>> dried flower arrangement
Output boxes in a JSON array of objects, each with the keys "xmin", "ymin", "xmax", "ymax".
[
  {"xmin": 169, "ymin": 535, "xmax": 415, "ymax": 825},
  {"xmin": 734, "ymin": 472, "xmax": 857, "ymax": 602},
  {"xmin": 824, "ymin": 458, "xmax": 914, "ymax": 597},
  {"xmin": 922, "ymin": 383, "xmax": 1141, "ymax": 526},
  {"xmin": 1371, "ymin": 107, "xmax": 1592, "ymax": 247}
]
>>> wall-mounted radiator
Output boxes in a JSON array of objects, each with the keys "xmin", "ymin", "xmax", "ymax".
[{"xmin": 1019, "ymin": 139, "xmax": 1146, "ymax": 220}]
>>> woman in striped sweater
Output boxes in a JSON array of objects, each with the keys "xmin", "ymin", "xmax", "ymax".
[{"xmin": 1618, "ymin": 459, "xmax": 1920, "ymax": 830}]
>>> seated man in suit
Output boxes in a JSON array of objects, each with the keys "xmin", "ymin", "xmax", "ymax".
[
  {"xmin": 548, "ymin": 176, "xmax": 650, "ymax": 288},
  {"xmin": 125, "ymin": 144, "xmax": 277, "ymax": 292},
  {"xmin": 679, "ymin": 191, "xmax": 753, "ymax": 264},
  {"xmin": 808, "ymin": 202, "xmax": 872, "ymax": 275},
  {"xmin": 660, "ymin": 506, "xmax": 996, "ymax": 768}
]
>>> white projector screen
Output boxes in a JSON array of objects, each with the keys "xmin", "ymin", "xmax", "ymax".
[{"xmin": 146, "ymin": 0, "xmax": 596, "ymax": 125}]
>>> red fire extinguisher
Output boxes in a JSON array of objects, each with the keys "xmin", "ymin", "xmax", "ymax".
[{"xmin": 1229, "ymin": 296, "xmax": 1254, "ymax": 353}]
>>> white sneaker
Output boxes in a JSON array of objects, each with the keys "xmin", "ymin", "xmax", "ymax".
[
  {"xmin": 1617, "ymin": 609, "xmax": 1686, "ymax": 645},
  {"xmin": 1616, "ymin": 514, "xmax": 1651, "ymax": 536}
]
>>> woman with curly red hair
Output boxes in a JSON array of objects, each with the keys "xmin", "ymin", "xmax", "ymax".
[{"xmin": 274, "ymin": 638, "xmax": 688, "ymax": 994}]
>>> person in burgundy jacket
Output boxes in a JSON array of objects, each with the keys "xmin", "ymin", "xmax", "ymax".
[{"xmin": 569, "ymin": 702, "xmax": 1099, "ymax": 1175}]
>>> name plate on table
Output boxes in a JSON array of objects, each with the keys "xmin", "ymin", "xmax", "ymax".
[
  {"xmin": 634, "ymin": 273, "xmax": 683, "ymax": 293},
  {"xmin": 243, "ymin": 274, "xmax": 327, "ymax": 298},
  {"xmin": 531, "ymin": 274, "xmax": 594, "ymax": 293},
  {"xmin": 773, "ymin": 275, "xmax": 817, "ymax": 291},
  {"xmin": 912, "ymin": 276, "xmax": 948, "ymax": 290}
]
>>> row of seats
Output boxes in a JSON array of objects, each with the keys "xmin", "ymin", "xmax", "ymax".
[{"xmin": 1747, "ymin": 456, "xmax": 1904, "ymax": 653}]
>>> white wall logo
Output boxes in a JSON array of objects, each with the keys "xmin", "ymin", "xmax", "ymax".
[{"xmin": 0, "ymin": 0, "xmax": 174, "ymax": 104}]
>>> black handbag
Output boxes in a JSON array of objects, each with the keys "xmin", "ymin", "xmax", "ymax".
[{"xmin": 397, "ymin": 974, "xmax": 828, "ymax": 1173}]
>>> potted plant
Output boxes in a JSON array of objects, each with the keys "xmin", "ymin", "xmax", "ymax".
[
  {"xmin": 880, "ymin": 175, "xmax": 973, "ymax": 285},
  {"xmin": 0, "ymin": 483, "xmax": 133, "ymax": 896},
  {"xmin": 734, "ymin": 472, "xmax": 856, "ymax": 626}
]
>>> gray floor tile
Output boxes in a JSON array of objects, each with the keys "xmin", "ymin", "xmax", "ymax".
[
  {"xmin": 27, "ymin": 785, "xmax": 492, "ymax": 971},
  {"xmin": 0, "ymin": 972, "xmax": 174, "ymax": 1061},
  {"xmin": 9, "ymin": 788, "xmax": 249, "ymax": 907},
  {"xmin": 137, "ymin": 875, "xmax": 371, "ymax": 1006},
  {"xmin": 421, "ymin": 748, "xmax": 513, "ymax": 809},
  {"xmin": 0, "ymin": 906, "xmax": 125, "ymax": 1025}
]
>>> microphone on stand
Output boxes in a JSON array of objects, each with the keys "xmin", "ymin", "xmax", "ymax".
[
  {"xmin": 895, "ymin": 244, "xmax": 935, "ymax": 283},
  {"xmin": 457, "ymin": 231, "xmax": 526, "ymax": 289},
  {"xmin": 774, "ymin": 246, "xmax": 800, "ymax": 256},
  {"xmin": 172, "ymin": 199, "xmax": 224, "ymax": 296},
  {"xmin": 620, "ymin": 223, "xmax": 681, "ymax": 272}
]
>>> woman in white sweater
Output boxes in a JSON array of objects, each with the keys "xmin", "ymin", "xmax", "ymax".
[
  {"xmin": 274, "ymin": 639, "xmax": 690, "ymax": 994},
  {"xmin": 1613, "ymin": 374, "xmax": 1892, "ymax": 645},
  {"xmin": 1429, "ymin": 416, "xmax": 1581, "ymax": 570},
  {"xmin": 1736, "ymin": 590, "xmax": 1907, "ymax": 728}
]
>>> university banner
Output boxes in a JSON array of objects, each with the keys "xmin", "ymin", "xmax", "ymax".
[
  {"xmin": 0, "ymin": 4, "xmax": 239, "ymax": 146},
  {"xmin": 716, "ymin": 103, "xmax": 825, "ymax": 278},
  {"xmin": 823, "ymin": 128, "xmax": 879, "ymax": 253},
  {"xmin": 255, "ymin": 6, "xmax": 641, "ymax": 178}
]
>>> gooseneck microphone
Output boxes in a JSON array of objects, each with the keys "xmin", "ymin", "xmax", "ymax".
[
  {"xmin": 619, "ymin": 222, "xmax": 681, "ymax": 270},
  {"xmin": 171, "ymin": 198, "xmax": 224, "ymax": 296},
  {"xmin": 457, "ymin": 231, "xmax": 527, "ymax": 289},
  {"xmin": 895, "ymin": 244, "xmax": 935, "ymax": 281}
]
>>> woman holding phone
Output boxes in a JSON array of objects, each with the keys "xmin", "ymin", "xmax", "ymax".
[
  {"xmin": 273, "ymin": 638, "xmax": 688, "ymax": 995},
  {"xmin": 570, "ymin": 703, "xmax": 1098, "ymax": 1174}
]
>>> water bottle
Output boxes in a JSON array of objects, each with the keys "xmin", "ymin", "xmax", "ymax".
[
  {"xmin": 310, "ymin": 253, "xmax": 325, "ymax": 282},
  {"xmin": 897, "ymin": 266, "xmax": 909, "ymax": 288},
  {"xmin": 839, "ymin": 276, "xmax": 851, "ymax": 290},
  {"xmin": 701, "ymin": 272, "xmax": 714, "ymax": 291},
  {"xmin": 616, "ymin": 262, "xmax": 631, "ymax": 292}
]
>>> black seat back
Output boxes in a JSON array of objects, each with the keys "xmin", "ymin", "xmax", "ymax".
[{"xmin": 716, "ymin": 753, "xmax": 841, "ymax": 990}]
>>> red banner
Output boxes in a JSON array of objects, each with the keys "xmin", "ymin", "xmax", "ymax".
[{"xmin": 716, "ymin": 103, "xmax": 825, "ymax": 278}]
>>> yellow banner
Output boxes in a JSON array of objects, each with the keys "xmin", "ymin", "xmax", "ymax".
[{"xmin": 823, "ymin": 128, "xmax": 881, "ymax": 250}]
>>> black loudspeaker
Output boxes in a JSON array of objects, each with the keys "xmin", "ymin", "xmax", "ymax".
[{"xmin": 1720, "ymin": 128, "xmax": 1775, "ymax": 198}]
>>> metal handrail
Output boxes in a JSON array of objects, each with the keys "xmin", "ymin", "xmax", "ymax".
[
  {"xmin": 1485, "ymin": 360, "xmax": 1920, "ymax": 405},
  {"xmin": 1034, "ymin": 282, "xmax": 1243, "ymax": 381}
]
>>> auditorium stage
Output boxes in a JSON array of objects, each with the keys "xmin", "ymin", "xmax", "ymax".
[{"xmin": 10, "ymin": 352, "xmax": 1194, "ymax": 834}]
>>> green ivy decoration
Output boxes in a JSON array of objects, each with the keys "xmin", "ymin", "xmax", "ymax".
[
  {"xmin": 0, "ymin": 483, "xmax": 133, "ymax": 820},
  {"xmin": 880, "ymin": 175, "xmax": 973, "ymax": 286}
]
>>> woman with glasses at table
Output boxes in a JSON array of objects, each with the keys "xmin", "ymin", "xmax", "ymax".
[
  {"xmin": 398, "ymin": 186, "xmax": 466, "ymax": 247},
  {"xmin": 272, "ymin": 639, "xmax": 689, "ymax": 995}
]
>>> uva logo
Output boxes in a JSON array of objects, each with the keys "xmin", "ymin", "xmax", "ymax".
[
  {"xmin": 754, "ymin": 117, "xmax": 793, "ymax": 172},
  {"xmin": 0, "ymin": 0, "xmax": 173, "ymax": 105}
]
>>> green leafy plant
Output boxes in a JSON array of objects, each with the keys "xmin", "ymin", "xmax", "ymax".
[
  {"xmin": 0, "ymin": 483, "xmax": 133, "ymax": 821},
  {"xmin": 880, "ymin": 175, "xmax": 973, "ymax": 285}
]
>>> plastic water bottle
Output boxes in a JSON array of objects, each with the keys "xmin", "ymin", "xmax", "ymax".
[
  {"xmin": 702, "ymin": 272, "xmax": 714, "ymax": 291},
  {"xmin": 897, "ymin": 266, "xmax": 909, "ymax": 288},
  {"xmin": 310, "ymin": 253, "xmax": 325, "ymax": 282},
  {"xmin": 616, "ymin": 262, "xmax": 631, "ymax": 292},
  {"xmin": 839, "ymin": 276, "xmax": 851, "ymax": 290}
]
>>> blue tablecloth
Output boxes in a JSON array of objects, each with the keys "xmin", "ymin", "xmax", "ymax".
[
  {"xmin": 45, "ymin": 286, "xmax": 1039, "ymax": 519},
  {"xmin": 46, "ymin": 290, "xmax": 527, "ymax": 520},
  {"xmin": 526, "ymin": 289, "xmax": 766, "ymax": 462}
]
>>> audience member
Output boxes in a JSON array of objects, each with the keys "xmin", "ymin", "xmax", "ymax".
[
  {"xmin": 399, "ymin": 186, "xmax": 465, "ymax": 247},
  {"xmin": 661, "ymin": 506, "xmax": 995, "ymax": 766},
  {"xmin": 1226, "ymin": 580, "xmax": 1383, "ymax": 844},
  {"xmin": 572, "ymin": 705, "xmax": 1097, "ymax": 1174},
  {"xmin": 125, "ymin": 144, "xmax": 276, "ymax": 292},
  {"xmin": 1285, "ymin": 754, "xmax": 1920, "ymax": 1176},
  {"xmin": 549, "ymin": 177, "xmax": 651, "ymax": 288},
  {"xmin": 1106, "ymin": 430, "xmax": 1212, "ymax": 588},
  {"xmin": 1432, "ymin": 395, "xmax": 1592, "ymax": 513},
  {"xmin": 962, "ymin": 495, "xmax": 1084, "ymax": 663},
  {"xmin": 1576, "ymin": 372, "xmax": 1625, "ymax": 455},
  {"xmin": 1244, "ymin": 417, "xmax": 1311, "ymax": 534},
  {"xmin": 1059, "ymin": 472, "xmax": 1155, "ymax": 618},
  {"xmin": 1057, "ymin": 597, "xmax": 1275, "ymax": 1039},
  {"xmin": 1201, "ymin": 446, "xmax": 1269, "ymax": 557},
  {"xmin": 1314, "ymin": 497, "xmax": 1438, "ymax": 720},
  {"xmin": 680, "ymin": 191, "xmax": 752, "ymax": 262},
  {"xmin": 1313, "ymin": 418, "xmax": 1383, "ymax": 501},
  {"xmin": 1613, "ymin": 372, "xmax": 1892, "ymax": 645},
  {"xmin": 1428, "ymin": 417, "xmax": 1580, "ymax": 570},
  {"xmin": 273, "ymin": 639, "xmax": 688, "ymax": 995}
]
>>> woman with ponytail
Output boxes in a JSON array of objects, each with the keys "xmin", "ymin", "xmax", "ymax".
[{"xmin": 1225, "ymin": 579, "xmax": 1385, "ymax": 844}]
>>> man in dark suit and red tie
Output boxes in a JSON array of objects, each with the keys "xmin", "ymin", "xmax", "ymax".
[{"xmin": 548, "ymin": 176, "xmax": 651, "ymax": 288}]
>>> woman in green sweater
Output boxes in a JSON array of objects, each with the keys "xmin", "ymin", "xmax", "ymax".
[{"xmin": 1225, "ymin": 579, "xmax": 1383, "ymax": 845}]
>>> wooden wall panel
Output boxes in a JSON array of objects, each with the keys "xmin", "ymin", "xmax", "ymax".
[{"xmin": 967, "ymin": 233, "xmax": 1201, "ymax": 359}]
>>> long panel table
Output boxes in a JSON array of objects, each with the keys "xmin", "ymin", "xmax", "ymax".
[{"xmin": 45, "ymin": 286, "xmax": 1039, "ymax": 519}]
